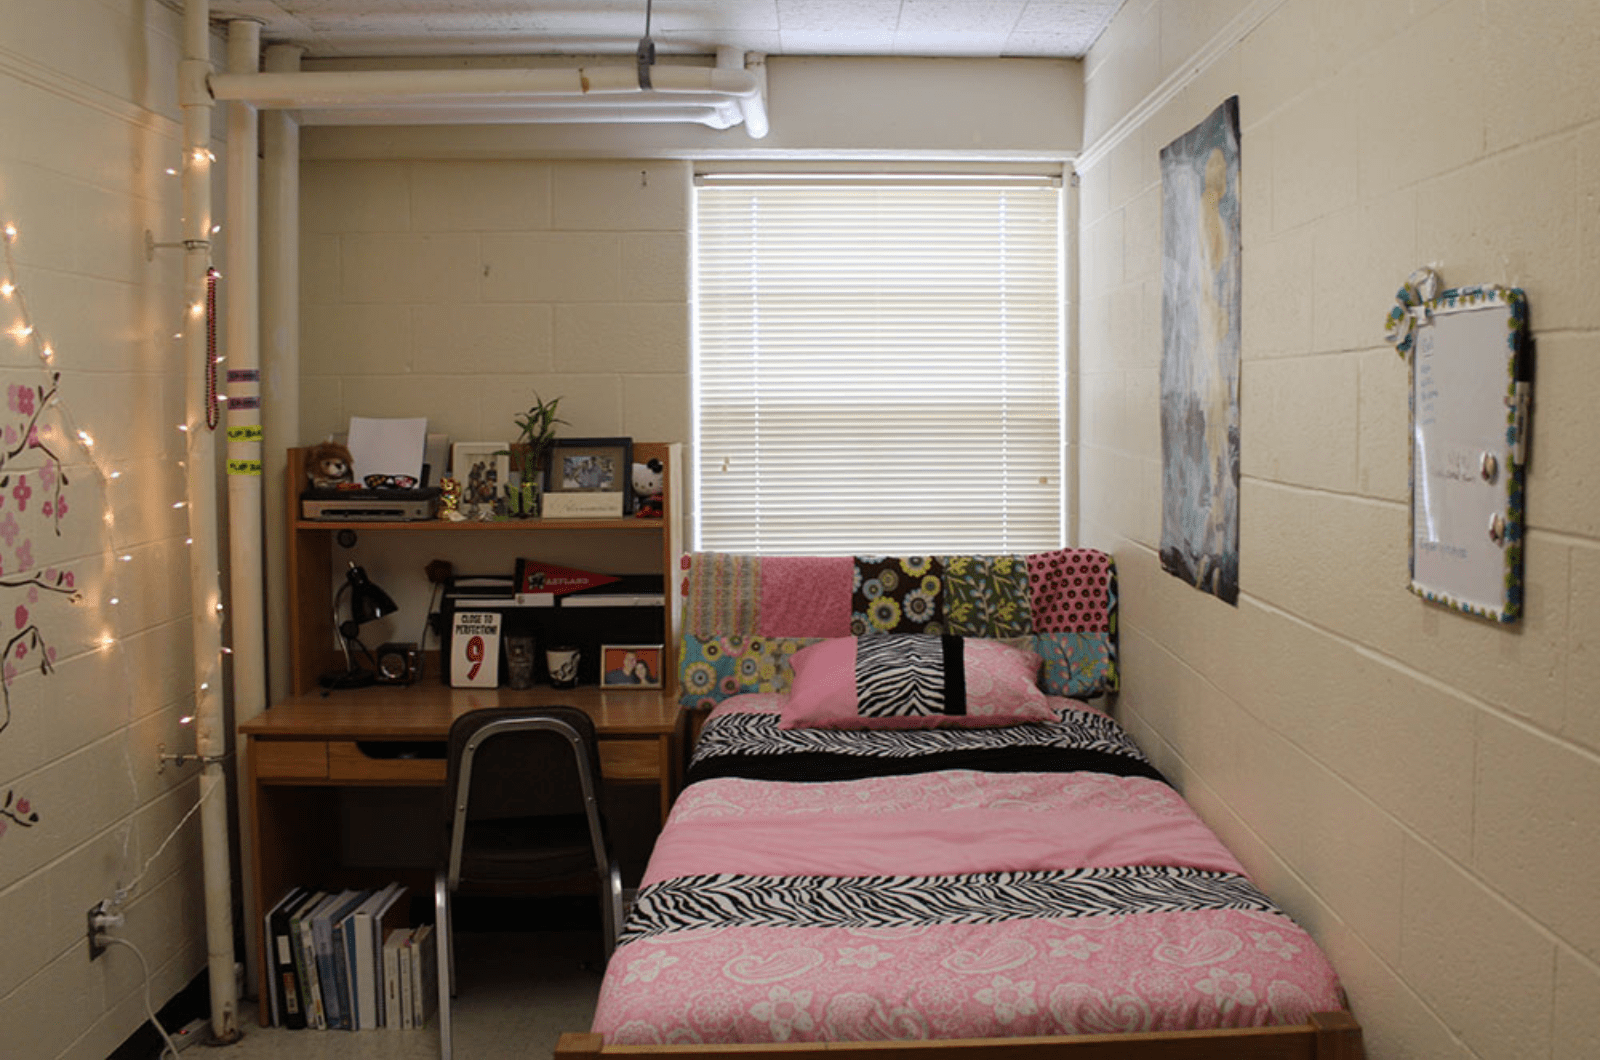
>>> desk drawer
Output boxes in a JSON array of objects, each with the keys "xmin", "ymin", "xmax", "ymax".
[
  {"xmin": 599, "ymin": 737, "xmax": 663, "ymax": 781},
  {"xmin": 328, "ymin": 741, "xmax": 448, "ymax": 783},
  {"xmin": 253, "ymin": 740, "xmax": 329, "ymax": 780}
]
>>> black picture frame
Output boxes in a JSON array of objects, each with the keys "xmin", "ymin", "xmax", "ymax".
[{"xmin": 544, "ymin": 437, "xmax": 633, "ymax": 512}]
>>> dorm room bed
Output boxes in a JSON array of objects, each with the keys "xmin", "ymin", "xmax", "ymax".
[{"xmin": 560, "ymin": 550, "xmax": 1363, "ymax": 1060}]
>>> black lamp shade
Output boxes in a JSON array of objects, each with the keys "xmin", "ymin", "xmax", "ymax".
[{"xmin": 346, "ymin": 564, "xmax": 398, "ymax": 625}]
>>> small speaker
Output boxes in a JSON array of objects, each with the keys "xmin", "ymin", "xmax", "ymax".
[{"xmin": 374, "ymin": 642, "xmax": 420, "ymax": 685}]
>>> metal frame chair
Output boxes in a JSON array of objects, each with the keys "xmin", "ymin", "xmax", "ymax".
[{"xmin": 434, "ymin": 706, "xmax": 623, "ymax": 1059}]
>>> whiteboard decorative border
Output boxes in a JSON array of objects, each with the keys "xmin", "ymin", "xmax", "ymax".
[{"xmin": 1407, "ymin": 284, "xmax": 1530, "ymax": 624}]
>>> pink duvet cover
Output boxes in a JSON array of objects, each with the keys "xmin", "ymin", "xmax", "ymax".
[{"xmin": 592, "ymin": 696, "xmax": 1343, "ymax": 1044}]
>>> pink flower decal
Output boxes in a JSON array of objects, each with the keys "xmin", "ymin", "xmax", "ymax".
[
  {"xmin": 15, "ymin": 541, "xmax": 31, "ymax": 571},
  {"xmin": 13, "ymin": 605, "xmax": 25, "ymax": 630},
  {"xmin": 11, "ymin": 476, "xmax": 29, "ymax": 512},
  {"xmin": 14, "ymin": 798, "xmax": 27, "ymax": 815},
  {"xmin": 14, "ymin": 643, "xmax": 25, "ymax": 660},
  {"xmin": 0, "ymin": 513, "xmax": 16, "ymax": 546}
]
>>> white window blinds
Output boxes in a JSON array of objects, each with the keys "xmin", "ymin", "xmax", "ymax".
[{"xmin": 693, "ymin": 175, "xmax": 1065, "ymax": 555}]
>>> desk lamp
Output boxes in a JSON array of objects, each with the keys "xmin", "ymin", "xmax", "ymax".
[{"xmin": 320, "ymin": 562, "xmax": 399, "ymax": 690}]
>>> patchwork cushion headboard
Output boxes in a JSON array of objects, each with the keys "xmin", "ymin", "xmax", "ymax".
[{"xmin": 676, "ymin": 549, "xmax": 1119, "ymax": 710}]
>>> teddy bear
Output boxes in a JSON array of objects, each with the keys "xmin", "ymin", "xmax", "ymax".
[
  {"xmin": 304, "ymin": 440, "xmax": 356, "ymax": 489},
  {"xmin": 631, "ymin": 458, "xmax": 664, "ymax": 518}
]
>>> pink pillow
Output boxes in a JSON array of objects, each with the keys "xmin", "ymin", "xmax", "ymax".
[{"xmin": 779, "ymin": 635, "xmax": 1053, "ymax": 730}]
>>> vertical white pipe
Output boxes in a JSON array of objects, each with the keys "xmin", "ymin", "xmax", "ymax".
[
  {"xmin": 259, "ymin": 42, "xmax": 302, "ymax": 708},
  {"xmin": 251, "ymin": 41, "xmax": 301, "ymax": 1003},
  {"xmin": 181, "ymin": 0, "xmax": 240, "ymax": 1041},
  {"xmin": 225, "ymin": 16, "xmax": 265, "ymax": 1001}
]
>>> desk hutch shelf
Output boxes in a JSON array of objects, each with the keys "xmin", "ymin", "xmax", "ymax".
[{"xmin": 283, "ymin": 441, "xmax": 683, "ymax": 698}]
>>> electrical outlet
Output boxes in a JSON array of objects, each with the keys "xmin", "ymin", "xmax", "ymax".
[{"xmin": 86, "ymin": 900, "xmax": 108, "ymax": 960}]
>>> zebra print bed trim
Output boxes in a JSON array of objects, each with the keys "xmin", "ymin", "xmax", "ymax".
[
  {"xmin": 619, "ymin": 866, "xmax": 1278, "ymax": 945},
  {"xmin": 691, "ymin": 711, "xmax": 1152, "ymax": 769},
  {"xmin": 685, "ymin": 745, "xmax": 1167, "ymax": 787}
]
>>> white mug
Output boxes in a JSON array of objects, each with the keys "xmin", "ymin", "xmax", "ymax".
[{"xmin": 546, "ymin": 645, "xmax": 580, "ymax": 688}]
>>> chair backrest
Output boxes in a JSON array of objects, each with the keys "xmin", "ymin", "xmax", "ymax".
[
  {"xmin": 676, "ymin": 548, "xmax": 1120, "ymax": 710},
  {"xmin": 441, "ymin": 706, "xmax": 606, "ymax": 890}
]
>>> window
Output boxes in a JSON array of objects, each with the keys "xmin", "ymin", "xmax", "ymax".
[{"xmin": 692, "ymin": 173, "xmax": 1065, "ymax": 555}]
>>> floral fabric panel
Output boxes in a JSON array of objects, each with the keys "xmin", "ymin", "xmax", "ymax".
[
  {"xmin": 941, "ymin": 554, "xmax": 1032, "ymax": 638},
  {"xmin": 681, "ymin": 552, "xmax": 761, "ymax": 638},
  {"xmin": 1027, "ymin": 549, "xmax": 1113, "ymax": 633},
  {"xmin": 1031, "ymin": 633, "xmax": 1119, "ymax": 697},
  {"xmin": 851, "ymin": 556, "xmax": 946, "ymax": 635},
  {"xmin": 678, "ymin": 634, "xmax": 824, "ymax": 711}
]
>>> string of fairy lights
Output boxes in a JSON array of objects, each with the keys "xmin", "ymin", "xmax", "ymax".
[{"xmin": 0, "ymin": 191, "xmax": 233, "ymax": 874}]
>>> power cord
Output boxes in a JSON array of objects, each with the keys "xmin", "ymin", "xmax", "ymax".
[
  {"xmin": 108, "ymin": 771, "xmax": 218, "ymax": 910},
  {"xmin": 96, "ymin": 934, "xmax": 181, "ymax": 1060}
]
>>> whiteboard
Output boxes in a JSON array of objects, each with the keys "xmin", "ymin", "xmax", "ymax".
[{"xmin": 1409, "ymin": 286, "xmax": 1530, "ymax": 623}]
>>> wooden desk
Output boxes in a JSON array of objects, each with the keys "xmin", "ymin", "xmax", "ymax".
[{"xmin": 241, "ymin": 682, "xmax": 682, "ymax": 1027}]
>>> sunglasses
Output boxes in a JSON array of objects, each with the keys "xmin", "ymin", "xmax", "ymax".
[{"xmin": 363, "ymin": 474, "xmax": 419, "ymax": 490}]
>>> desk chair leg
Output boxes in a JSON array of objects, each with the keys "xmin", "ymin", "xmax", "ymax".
[
  {"xmin": 604, "ymin": 861, "xmax": 624, "ymax": 958},
  {"xmin": 435, "ymin": 871, "xmax": 454, "ymax": 1060}
]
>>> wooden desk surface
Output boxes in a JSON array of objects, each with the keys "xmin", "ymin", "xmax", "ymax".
[{"xmin": 242, "ymin": 681, "xmax": 681, "ymax": 741}]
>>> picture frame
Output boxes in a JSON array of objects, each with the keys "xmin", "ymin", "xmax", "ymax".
[
  {"xmin": 542, "ymin": 436, "xmax": 632, "ymax": 518},
  {"xmin": 450, "ymin": 442, "xmax": 509, "ymax": 517},
  {"xmin": 600, "ymin": 643, "xmax": 663, "ymax": 689}
]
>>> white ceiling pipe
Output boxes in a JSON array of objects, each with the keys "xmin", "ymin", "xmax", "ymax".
[
  {"xmin": 719, "ymin": 48, "xmax": 769, "ymax": 140},
  {"xmin": 296, "ymin": 104, "xmax": 744, "ymax": 127},
  {"xmin": 207, "ymin": 55, "xmax": 770, "ymax": 136}
]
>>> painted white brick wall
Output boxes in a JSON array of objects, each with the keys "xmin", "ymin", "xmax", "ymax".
[
  {"xmin": 0, "ymin": 3, "xmax": 219, "ymax": 1057},
  {"xmin": 1079, "ymin": 1, "xmax": 1600, "ymax": 1057},
  {"xmin": 300, "ymin": 158, "xmax": 691, "ymax": 451}
]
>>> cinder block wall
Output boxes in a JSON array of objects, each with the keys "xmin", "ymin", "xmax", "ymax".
[
  {"xmin": 1077, "ymin": 3, "xmax": 1600, "ymax": 1058},
  {"xmin": 299, "ymin": 159, "xmax": 691, "ymax": 451},
  {"xmin": 0, "ymin": 4, "xmax": 220, "ymax": 1057}
]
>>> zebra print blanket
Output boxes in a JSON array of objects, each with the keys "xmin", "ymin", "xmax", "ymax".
[
  {"xmin": 592, "ymin": 698, "xmax": 1344, "ymax": 1045},
  {"xmin": 684, "ymin": 705, "xmax": 1168, "ymax": 787}
]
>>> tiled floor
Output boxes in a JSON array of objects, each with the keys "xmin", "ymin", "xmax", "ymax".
[{"xmin": 218, "ymin": 928, "xmax": 605, "ymax": 1059}]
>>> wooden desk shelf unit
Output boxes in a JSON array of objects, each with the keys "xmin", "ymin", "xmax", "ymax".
[{"xmin": 243, "ymin": 442, "xmax": 684, "ymax": 1026}]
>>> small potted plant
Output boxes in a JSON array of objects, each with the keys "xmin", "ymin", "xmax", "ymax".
[{"xmin": 504, "ymin": 392, "xmax": 567, "ymax": 517}]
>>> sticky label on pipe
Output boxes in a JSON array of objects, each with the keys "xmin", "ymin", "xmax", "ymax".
[
  {"xmin": 227, "ymin": 396, "xmax": 260, "ymax": 410},
  {"xmin": 226, "ymin": 368, "xmax": 260, "ymax": 383},
  {"xmin": 226, "ymin": 425, "xmax": 263, "ymax": 443},
  {"xmin": 227, "ymin": 459, "xmax": 262, "ymax": 476}
]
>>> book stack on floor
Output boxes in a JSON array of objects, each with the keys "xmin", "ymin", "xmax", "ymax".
[{"xmin": 263, "ymin": 883, "xmax": 439, "ymax": 1030}]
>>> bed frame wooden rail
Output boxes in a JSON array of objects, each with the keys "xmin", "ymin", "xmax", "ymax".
[{"xmin": 556, "ymin": 1010, "xmax": 1363, "ymax": 1060}]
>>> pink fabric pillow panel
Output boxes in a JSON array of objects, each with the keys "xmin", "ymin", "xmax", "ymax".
[
  {"xmin": 757, "ymin": 555, "xmax": 854, "ymax": 636},
  {"xmin": 779, "ymin": 634, "xmax": 1053, "ymax": 730}
]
